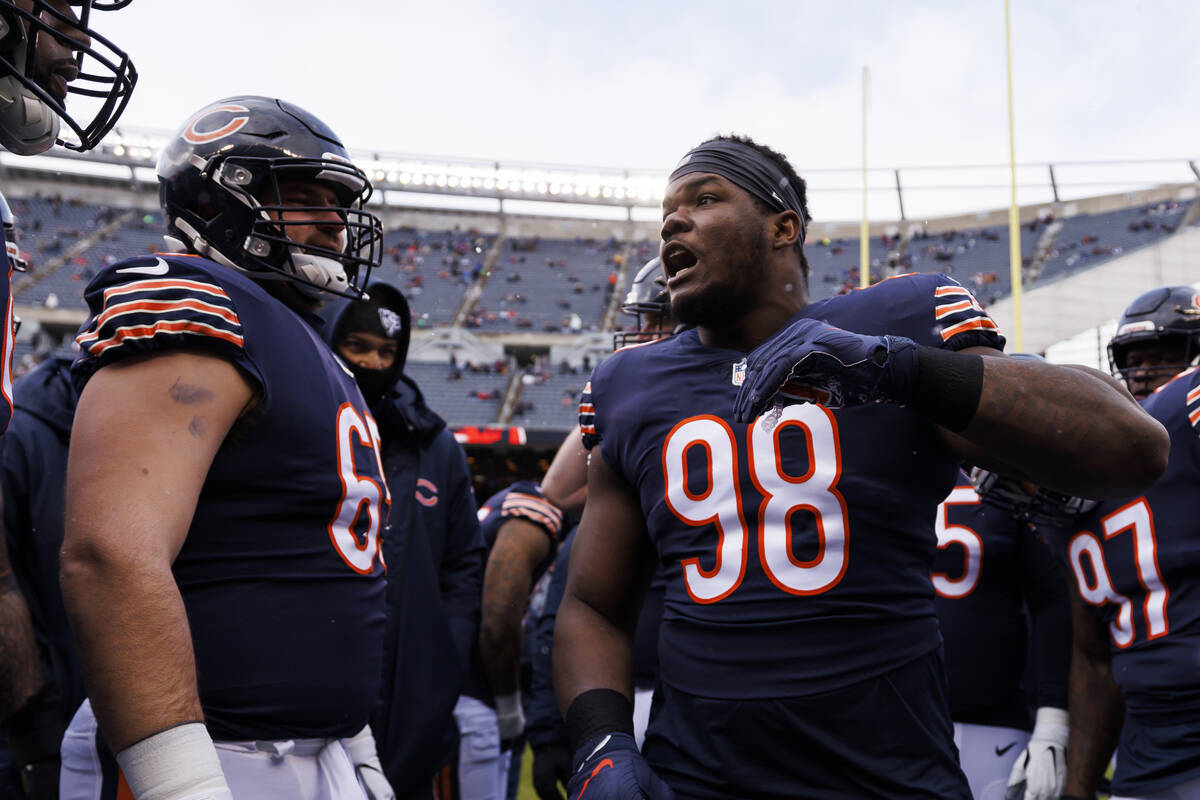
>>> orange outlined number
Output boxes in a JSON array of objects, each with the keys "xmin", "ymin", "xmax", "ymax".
[
  {"xmin": 663, "ymin": 405, "xmax": 848, "ymax": 603},
  {"xmin": 931, "ymin": 486, "xmax": 983, "ymax": 599},
  {"xmin": 1069, "ymin": 498, "xmax": 1168, "ymax": 648},
  {"xmin": 329, "ymin": 403, "xmax": 391, "ymax": 574}
]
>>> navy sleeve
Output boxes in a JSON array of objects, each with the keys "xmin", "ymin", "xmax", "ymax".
[
  {"xmin": 525, "ymin": 527, "xmax": 574, "ymax": 750},
  {"xmin": 1021, "ymin": 523, "xmax": 1071, "ymax": 709},
  {"xmin": 433, "ymin": 430, "xmax": 486, "ymax": 668}
]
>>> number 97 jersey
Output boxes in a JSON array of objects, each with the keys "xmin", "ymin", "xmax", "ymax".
[
  {"xmin": 580, "ymin": 273, "xmax": 1004, "ymax": 699},
  {"xmin": 72, "ymin": 253, "xmax": 390, "ymax": 741}
]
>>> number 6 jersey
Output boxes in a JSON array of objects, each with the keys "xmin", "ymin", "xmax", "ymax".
[
  {"xmin": 580, "ymin": 273, "xmax": 1004, "ymax": 699},
  {"xmin": 72, "ymin": 253, "xmax": 390, "ymax": 741}
]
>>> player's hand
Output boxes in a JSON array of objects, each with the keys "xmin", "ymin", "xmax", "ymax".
[
  {"xmin": 566, "ymin": 733, "xmax": 674, "ymax": 800},
  {"xmin": 532, "ymin": 743, "xmax": 571, "ymax": 800},
  {"xmin": 343, "ymin": 724, "xmax": 396, "ymax": 800},
  {"xmin": 1005, "ymin": 707, "xmax": 1069, "ymax": 800},
  {"xmin": 733, "ymin": 318, "xmax": 919, "ymax": 422}
]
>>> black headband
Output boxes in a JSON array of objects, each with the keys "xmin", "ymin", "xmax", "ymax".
[{"xmin": 669, "ymin": 139, "xmax": 807, "ymax": 245}]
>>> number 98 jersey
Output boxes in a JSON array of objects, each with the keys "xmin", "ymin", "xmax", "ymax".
[
  {"xmin": 72, "ymin": 253, "xmax": 390, "ymax": 741},
  {"xmin": 580, "ymin": 273, "xmax": 1004, "ymax": 699}
]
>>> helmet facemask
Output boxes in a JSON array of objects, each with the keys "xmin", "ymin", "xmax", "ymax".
[
  {"xmin": 181, "ymin": 153, "xmax": 384, "ymax": 299},
  {"xmin": 0, "ymin": 0, "xmax": 136, "ymax": 154}
]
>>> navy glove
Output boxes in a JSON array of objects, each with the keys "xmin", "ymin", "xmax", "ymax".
[
  {"xmin": 733, "ymin": 317, "xmax": 921, "ymax": 422},
  {"xmin": 566, "ymin": 733, "xmax": 675, "ymax": 800}
]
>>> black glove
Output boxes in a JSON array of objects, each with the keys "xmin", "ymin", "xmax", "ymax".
[
  {"xmin": 733, "ymin": 317, "xmax": 920, "ymax": 421},
  {"xmin": 532, "ymin": 743, "xmax": 571, "ymax": 800}
]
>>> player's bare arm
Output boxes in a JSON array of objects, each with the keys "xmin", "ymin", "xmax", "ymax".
[
  {"xmin": 480, "ymin": 517, "xmax": 553, "ymax": 697},
  {"xmin": 541, "ymin": 425, "xmax": 589, "ymax": 516},
  {"xmin": 0, "ymin": 529, "xmax": 42, "ymax": 720},
  {"xmin": 1062, "ymin": 580, "xmax": 1123, "ymax": 798},
  {"xmin": 61, "ymin": 350, "xmax": 254, "ymax": 752},
  {"xmin": 940, "ymin": 347, "xmax": 1168, "ymax": 498},
  {"xmin": 554, "ymin": 453, "xmax": 654, "ymax": 712}
]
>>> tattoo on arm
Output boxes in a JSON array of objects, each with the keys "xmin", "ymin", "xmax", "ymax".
[{"xmin": 168, "ymin": 378, "xmax": 214, "ymax": 405}]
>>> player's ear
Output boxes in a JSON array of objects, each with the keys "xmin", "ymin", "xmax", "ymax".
[{"xmin": 771, "ymin": 210, "xmax": 803, "ymax": 251}]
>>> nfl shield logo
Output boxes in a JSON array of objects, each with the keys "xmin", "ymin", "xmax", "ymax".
[{"xmin": 732, "ymin": 358, "xmax": 747, "ymax": 387}]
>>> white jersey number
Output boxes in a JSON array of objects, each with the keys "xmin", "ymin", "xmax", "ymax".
[
  {"xmin": 1068, "ymin": 497, "xmax": 1168, "ymax": 647},
  {"xmin": 932, "ymin": 486, "xmax": 984, "ymax": 599},
  {"xmin": 329, "ymin": 403, "xmax": 390, "ymax": 574},
  {"xmin": 663, "ymin": 405, "xmax": 849, "ymax": 603}
]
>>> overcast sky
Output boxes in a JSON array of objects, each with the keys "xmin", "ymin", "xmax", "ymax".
[{"xmin": 87, "ymin": 1, "xmax": 1200, "ymax": 220}]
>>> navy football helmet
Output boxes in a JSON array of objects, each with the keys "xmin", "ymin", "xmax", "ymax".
[
  {"xmin": 1, "ymin": 192, "xmax": 27, "ymax": 271},
  {"xmin": 0, "ymin": 1, "xmax": 136, "ymax": 154},
  {"xmin": 1108, "ymin": 285, "xmax": 1200, "ymax": 397},
  {"xmin": 157, "ymin": 96, "xmax": 383, "ymax": 299},
  {"xmin": 613, "ymin": 257, "xmax": 673, "ymax": 349}
]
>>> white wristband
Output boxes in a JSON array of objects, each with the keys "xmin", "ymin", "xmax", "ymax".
[
  {"xmin": 115, "ymin": 722, "xmax": 232, "ymax": 800},
  {"xmin": 1030, "ymin": 706, "xmax": 1070, "ymax": 746},
  {"xmin": 494, "ymin": 691, "xmax": 525, "ymax": 740}
]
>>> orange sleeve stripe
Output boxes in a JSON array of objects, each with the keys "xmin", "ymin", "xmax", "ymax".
[
  {"xmin": 940, "ymin": 316, "xmax": 999, "ymax": 341},
  {"xmin": 934, "ymin": 285, "xmax": 971, "ymax": 297},
  {"xmin": 934, "ymin": 300, "xmax": 973, "ymax": 319},
  {"xmin": 578, "ymin": 403, "xmax": 595, "ymax": 414},
  {"xmin": 78, "ymin": 298, "xmax": 240, "ymax": 341},
  {"xmin": 503, "ymin": 494, "xmax": 563, "ymax": 525},
  {"xmin": 1189, "ymin": 406, "xmax": 1200, "ymax": 426},
  {"xmin": 84, "ymin": 319, "xmax": 244, "ymax": 355},
  {"xmin": 1186, "ymin": 384, "xmax": 1200, "ymax": 404},
  {"xmin": 103, "ymin": 278, "xmax": 231, "ymax": 302},
  {"xmin": 580, "ymin": 424, "xmax": 596, "ymax": 434}
]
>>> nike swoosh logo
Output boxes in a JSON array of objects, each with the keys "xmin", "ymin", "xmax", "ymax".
[
  {"xmin": 574, "ymin": 758, "xmax": 614, "ymax": 800},
  {"xmin": 995, "ymin": 741, "xmax": 1019, "ymax": 756},
  {"xmin": 116, "ymin": 257, "xmax": 170, "ymax": 276}
]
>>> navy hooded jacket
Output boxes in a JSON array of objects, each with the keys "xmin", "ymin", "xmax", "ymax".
[
  {"xmin": 1, "ymin": 356, "xmax": 83, "ymax": 719},
  {"xmin": 321, "ymin": 282, "xmax": 486, "ymax": 793}
]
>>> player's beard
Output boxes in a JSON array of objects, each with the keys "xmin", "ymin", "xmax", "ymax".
[{"xmin": 670, "ymin": 231, "xmax": 767, "ymax": 329}]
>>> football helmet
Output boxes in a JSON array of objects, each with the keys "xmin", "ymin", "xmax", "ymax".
[
  {"xmin": 1108, "ymin": 285, "xmax": 1200, "ymax": 394},
  {"xmin": 612, "ymin": 257, "xmax": 672, "ymax": 349},
  {"xmin": 157, "ymin": 96, "xmax": 383, "ymax": 299},
  {"xmin": 1, "ymin": 192, "xmax": 27, "ymax": 271},
  {"xmin": 968, "ymin": 465, "xmax": 1097, "ymax": 526},
  {"xmin": 0, "ymin": 1, "xmax": 136, "ymax": 154}
]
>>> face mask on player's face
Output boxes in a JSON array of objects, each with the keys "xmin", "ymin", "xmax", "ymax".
[{"xmin": 1119, "ymin": 339, "xmax": 1190, "ymax": 399}]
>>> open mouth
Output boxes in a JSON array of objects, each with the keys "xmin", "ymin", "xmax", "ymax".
[{"xmin": 662, "ymin": 242, "xmax": 698, "ymax": 280}]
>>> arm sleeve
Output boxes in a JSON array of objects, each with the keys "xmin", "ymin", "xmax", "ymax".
[
  {"xmin": 927, "ymin": 275, "xmax": 1007, "ymax": 352},
  {"xmin": 525, "ymin": 527, "xmax": 574, "ymax": 750},
  {"xmin": 1021, "ymin": 524, "xmax": 1072, "ymax": 709},
  {"xmin": 71, "ymin": 259, "xmax": 260, "ymax": 393},
  {"xmin": 434, "ymin": 432, "xmax": 487, "ymax": 668}
]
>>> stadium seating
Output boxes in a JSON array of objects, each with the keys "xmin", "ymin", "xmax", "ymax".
[
  {"xmin": 405, "ymin": 360, "xmax": 507, "ymax": 427},
  {"xmin": 469, "ymin": 237, "xmax": 621, "ymax": 333},
  {"xmin": 510, "ymin": 368, "xmax": 589, "ymax": 430},
  {"xmin": 1038, "ymin": 201, "xmax": 1191, "ymax": 284},
  {"xmin": 373, "ymin": 227, "xmax": 493, "ymax": 328}
]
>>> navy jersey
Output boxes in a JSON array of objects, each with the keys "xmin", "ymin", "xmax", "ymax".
[
  {"xmin": 1053, "ymin": 366, "xmax": 1200, "ymax": 794},
  {"xmin": 0, "ymin": 215, "xmax": 14, "ymax": 434},
  {"xmin": 71, "ymin": 253, "xmax": 389, "ymax": 741},
  {"xmin": 933, "ymin": 474, "xmax": 1070, "ymax": 730},
  {"xmin": 581, "ymin": 273, "xmax": 1004, "ymax": 699},
  {"xmin": 476, "ymin": 480, "xmax": 563, "ymax": 584},
  {"xmin": 463, "ymin": 480, "xmax": 564, "ymax": 704}
]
